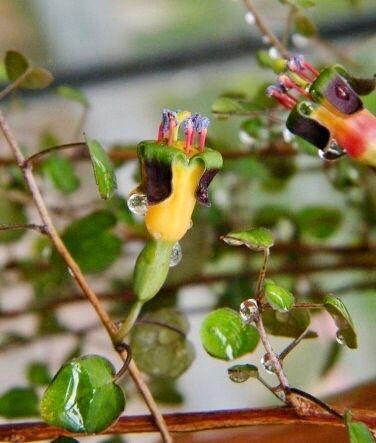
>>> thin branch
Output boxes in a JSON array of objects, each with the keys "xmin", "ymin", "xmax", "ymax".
[
  {"xmin": 282, "ymin": 6, "xmax": 296, "ymax": 48},
  {"xmin": 0, "ymin": 111, "xmax": 172, "ymax": 443},
  {"xmin": 0, "ymin": 406, "xmax": 375, "ymax": 441},
  {"xmin": 0, "ymin": 223, "xmax": 47, "ymax": 234},
  {"xmin": 243, "ymin": 0, "xmax": 290, "ymax": 59},
  {"xmin": 0, "ymin": 68, "xmax": 33, "ymax": 102}
]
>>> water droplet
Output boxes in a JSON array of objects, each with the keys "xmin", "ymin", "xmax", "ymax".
[
  {"xmin": 239, "ymin": 299, "xmax": 259, "ymax": 324},
  {"xmin": 261, "ymin": 353, "xmax": 275, "ymax": 375},
  {"xmin": 335, "ymin": 84, "xmax": 350, "ymax": 101},
  {"xmin": 282, "ymin": 127, "xmax": 294, "ymax": 143},
  {"xmin": 336, "ymin": 331, "xmax": 345, "ymax": 345},
  {"xmin": 244, "ymin": 11, "xmax": 255, "ymax": 25},
  {"xmin": 127, "ymin": 193, "xmax": 148, "ymax": 216},
  {"xmin": 189, "ymin": 219, "xmax": 193, "ymax": 229},
  {"xmin": 68, "ymin": 267, "xmax": 74, "ymax": 277},
  {"xmin": 169, "ymin": 242, "xmax": 182, "ymax": 267},
  {"xmin": 268, "ymin": 47, "xmax": 280, "ymax": 60},
  {"xmin": 319, "ymin": 139, "xmax": 346, "ymax": 161},
  {"xmin": 228, "ymin": 367, "xmax": 250, "ymax": 383}
]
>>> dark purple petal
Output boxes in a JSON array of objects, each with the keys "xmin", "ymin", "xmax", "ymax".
[
  {"xmin": 325, "ymin": 75, "xmax": 363, "ymax": 115},
  {"xmin": 286, "ymin": 111, "xmax": 330, "ymax": 150},
  {"xmin": 195, "ymin": 169, "xmax": 219, "ymax": 207},
  {"xmin": 144, "ymin": 160, "xmax": 172, "ymax": 204}
]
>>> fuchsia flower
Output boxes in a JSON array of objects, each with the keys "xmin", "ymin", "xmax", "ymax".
[{"xmin": 267, "ymin": 55, "xmax": 376, "ymax": 166}]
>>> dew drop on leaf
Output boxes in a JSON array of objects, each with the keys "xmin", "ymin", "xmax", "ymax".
[
  {"xmin": 336, "ymin": 331, "xmax": 346, "ymax": 345},
  {"xmin": 169, "ymin": 242, "xmax": 182, "ymax": 267},
  {"xmin": 127, "ymin": 193, "xmax": 148, "ymax": 216}
]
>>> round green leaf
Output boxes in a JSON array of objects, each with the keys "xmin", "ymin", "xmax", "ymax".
[
  {"xmin": 40, "ymin": 355, "xmax": 125, "ymax": 433},
  {"xmin": 264, "ymin": 279, "xmax": 295, "ymax": 312},
  {"xmin": 0, "ymin": 387, "xmax": 39, "ymax": 418},
  {"xmin": 200, "ymin": 308, "xmax": 259, "ymax": 360},
  {"xmin": 324, "ymin": 295, "xmax": 357, "ymax": 349},
  {"xmin": 228, "ymin": 364, "xmax": 259, "ymax": 383},
  {"xmin": 297, "ymin": 206, "xmax": 342, "ymax": 239},
  {"xmin": 294, "ymin": 14, "xmax": 317, "ymax": 37},
  {"xmin": 222, "ymin": 227, "xmax": 273, "ymax": 251},
  {"xmin": 263, "ymin": 309, "xmax": 317, "ymax": 338},
  {"xmin": 0, "ymin": 199, "xmax": 28, "ymax": 243},
  {"xmin": 5, "ymin": 50, "xmax": 29, "ymax": 81},
  {"xmin": 130, "ymin": 308, "xmax": 195, "ymax": 379},
  {"xmin": 87, "ymin": 139, "xmax": 117, "ymax": 199},
  {"xmin": 42, "ymin": 154, "xmax": 80, "ymax": 194},
  {"xmin": 21, "ymin": 67, "xmax": 53, "ymax": 89}
]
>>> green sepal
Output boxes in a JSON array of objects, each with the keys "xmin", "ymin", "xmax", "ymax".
[
  {"xmin": 133, "ymin": 239, "xmax": 174, "ymax": 302},
  {"xmin": 309, "ymin": 66, "xmax": 337, "ymax": 104}
]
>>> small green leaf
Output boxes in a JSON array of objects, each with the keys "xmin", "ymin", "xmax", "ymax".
[
  {"xmin": 0, "ymin": 199, "xmax": 28, "ymax": 243},
  {"xmin": 0, "ymin": 387, "xmax": 39, "ymax": 418},
  {"xmin": 222, "ymin": 227, "xmax": 273, "ymax": 251},
  {"xmin": 256, "ymin": 50, "xmax": 287, "ymax": 73},
  {"xmin": 87, "ymin": 139, "xmax": 117, "ymax": 199},
  {"xmin": 297, "ymin": 206, "xmax": 342, "ymax": 239},
  {"xmin": 228, "ymin": 364, "xmax": 259, "ymax": 383},
  {"xmin": 56, "ymin": 85, "xmax": 88, "ymax": 107},
  {"xmin": 42, "ymin": 154, "xmax": 80, "ymax": 194},
  {"xmin": 212, "ymin": 97, "xmax": 262, "ymax": 116},
  {"xmin": 294, "ymin": 14, "xmax": 317, "ymax": 37},
  {"xmin": 60, "ymin": 210, "xmax": 121, "ymax": 273},
  {"xmin": 345, "ymin": 411, "xmax": 375, "ymax": 443},
  {"xmin": 200, "ymin": 308, "xmax": 259, "ymax": 360},
  {"xmin": 263, "ymin": 309, "xmax": 317, "ymax": 338},
  {"xmin": 21, "ymin": 67, "xmax": 53, "ymax": 89},
  {"xmin": 264, "ymin": 280, "xmax": 295, "ymax": 312},
  {"xmin": 26, "ymin": 361, "xmax": 52, "ymax": 386},
  {"xmin": 130, "ymin": 308, "xmax": 195, "ymax": 378},
  {"xmin": 324, "ymin": 295, "xmax": 357, "ymax": 349},
  {"xmin": 40, "ymin": 355, "xmax": 125, "ymax": 433},
  {"xmin": 5, "ymin": 50, "xmax": 29, "ymax": 81},
  {"xmin": 149, "ymin": 378, "xmax": 184, "ymax": 404}
]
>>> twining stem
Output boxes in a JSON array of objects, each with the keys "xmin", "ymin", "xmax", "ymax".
[
  {"xmin": 255, "ymin": 247, "xmax": 270, "ymax": 301},
  {"xmin": 243, "ymin": 0, "xmax": 290, "ymax": 59},
  {"xmin": 0, "ymin": 111, "xmax": 172, "ymax": 443},
  {"xmin": 115, "ymin": 300, "xmax": 144, "ymax": 343},
  {"xmin": 26, "ymin": 142, "xmax": 87, "ymax": 164}
]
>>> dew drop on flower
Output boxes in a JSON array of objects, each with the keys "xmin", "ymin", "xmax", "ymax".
[
  {"xmin": 260, "ymin": 353, "xmax": 275, "ymax": 375},
  {"xmin": 318, "ymin": 140, "xmax": 346, "ymax": 161},
  {"xmin": 336, "ymin": 331, "xmax": 345, "ymax": 345},
  {"xmin": 127, "ymin": 193, "xmax": 148, "ymax": 216},
  {"xmin": 335, "ymin": 84, "xmax": 350, "ymax": 101},
  {"xmin": 244, "ymin": 11, "xmax": 255, "ymax": 25},
  {"xmin": 169, "ymin": 242, "xmax": 182, "ymax": 267},
  {"xmin": 239, "ymin": 299, "xmax": 259, "ymax": 323}
]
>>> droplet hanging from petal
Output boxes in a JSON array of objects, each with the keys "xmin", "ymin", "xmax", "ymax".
[
  {"xmin": 169, "ymin": 242, "xmax": 182, "ymax": 267},
  {"xmin": 127, "ymin": 193, "xmax": 148, "ymax": 216}
]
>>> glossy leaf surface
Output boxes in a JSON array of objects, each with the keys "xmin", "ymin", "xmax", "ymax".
[
  {"xmin": 87, "ymin": 139, "xmax": 117, "ymax": 199},
  {"xmin": 264, "ymin": 279, "xmax": 295, "ymax": 312},
  {"xmin": 222, "ymin": 227, "xmax": 274, "ymax": 251},
  {"xmin": 324, "ymin": 295, "xmax": 357, "ymax": 349}
]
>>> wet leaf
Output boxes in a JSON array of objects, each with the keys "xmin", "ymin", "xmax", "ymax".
[
  {"xmin": 56, "ymin": 85, "xmax": 88, "ymax": 107},
  {"xmin": 263, "ymin": 309, "xmax": 317, "ymax": 338},
  {"xmin": 324, "ymin": 295, "xmax": 357, "ymax": 349},
  {"xmin": 264, "ymin": 280, "xmax": 295, "ymax": 312},
  {"xmin": 87, "ymin": 139, "xmax": 117, "ymax": 199},
  {"xmin": 0, "ymin": 199, "xmax": 28, "ymax": 243},
  {"xmin": 26, "ymin": 361, "xmax": 52, "ymax": 386},
  {"xmin": 60, "ymin": 210, "xmax": 121, "ymax": 273},
  {"xmin": 345, "ymin": 411, "xmax": 375, "ymax": 442},
  {"xmin": 0, "ymin": 387, "xmax": 39, "ymax": 418},
  {"xmin": 130, "ymin": 308, "xmax": 194, "ymax": 378},
  {"xmin": 222, "ymin": 227, "xmax": 273, "ymax": 251},
  {"xmin": 297, "ymin": 206, "xmax": 342, "ymax": 239},
  {"xmin": 40, "ymin": 355, "xmax": 125, "ymax": 433},
  {"xmin": 228, "ymin": 364, "xmax": 259, "ymax": 383},
  {"xmin": 200, "ymin": 308, "xmax": 259, "ymax": 360},
  {"xmin": 42, "ymin": 154, "xmax": 80, "ymax": 194}
]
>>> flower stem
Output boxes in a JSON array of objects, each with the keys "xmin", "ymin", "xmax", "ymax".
[{"xmin": 115, "ymin": 300, "xmax": 144, "ymax": 343}]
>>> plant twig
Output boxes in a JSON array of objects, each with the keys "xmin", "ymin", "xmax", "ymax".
[
  {"xmin": 25, "ymin": 142, "xmax": 87, "ymax": 164},
  {"xmin": 243, "ymin": 0, "xmax": 290, "ymax": 59},
  {"xmin": 0, "ymin": 110, "xmax": 172, "ymax": 443},
  {"xmin": 0, "ymin": 223, "xmax": 47, "ymax": 234},
  {"xmin": 0, "ymin": 406, "xmax": 374, "ymax": 441},
  {"xmin": 0, "ymin": 68, "xmax": 33, "ymax": 101}
]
